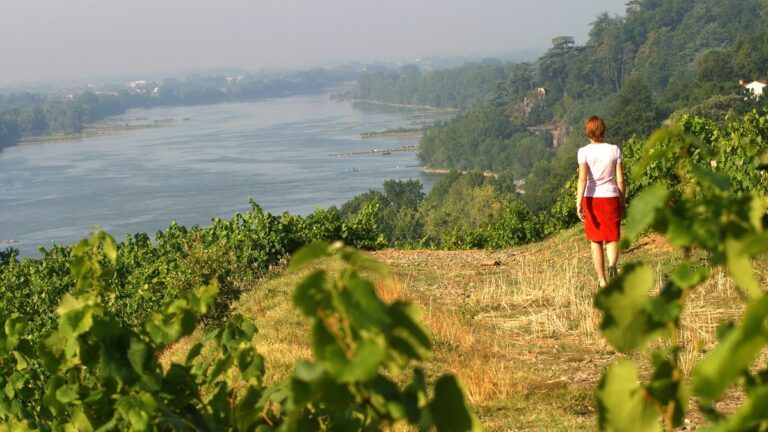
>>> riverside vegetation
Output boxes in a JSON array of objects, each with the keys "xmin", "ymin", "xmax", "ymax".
[{"xmin": 1, "ymin": 107, "xmax": 766, "ymax": 430}]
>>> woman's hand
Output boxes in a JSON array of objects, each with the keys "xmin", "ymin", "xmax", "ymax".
[{"xmin": 577, "ymin": 203, "xmax": 585, "ymax": 221}]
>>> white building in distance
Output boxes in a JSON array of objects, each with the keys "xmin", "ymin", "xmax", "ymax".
[{"xmin": 740, "ymin": 79, "xmax": 766, "ymax": 97}]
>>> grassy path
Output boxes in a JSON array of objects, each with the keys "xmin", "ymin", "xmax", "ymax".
[{"xmin": 161, "ymin": 227, "xmax": 765, "ymax": 430}]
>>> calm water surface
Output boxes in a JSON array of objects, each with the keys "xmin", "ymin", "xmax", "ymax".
[{"xmin": 0, "ymin": 94, "xmax": 445, "ymax": 256}]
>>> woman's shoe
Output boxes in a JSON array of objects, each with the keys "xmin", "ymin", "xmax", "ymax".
[{"xmin": 608, "ymin": 266, "xmax": 617, "ymax": 280}]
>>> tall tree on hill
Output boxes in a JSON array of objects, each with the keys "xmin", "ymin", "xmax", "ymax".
[
  {"xmin": 607, "ymin": 76, "xmax": 663, "ymax": 143},
  {"xmin": 538, "ymin": 36, "xmax": 577, "ymax": 90},
  {"xmin": 590, "ymin": 14, "xmax": 633, "ymax": 92}
]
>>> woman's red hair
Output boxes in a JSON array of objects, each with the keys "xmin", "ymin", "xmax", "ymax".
[{"xmin": 584, "ymin": 116, "xmax": 606, "ymax": 142}]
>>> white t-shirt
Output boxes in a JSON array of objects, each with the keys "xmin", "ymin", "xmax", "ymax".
[{"xmin": 577, "ymin": 143, "xmax": 622, "ymax": 198}]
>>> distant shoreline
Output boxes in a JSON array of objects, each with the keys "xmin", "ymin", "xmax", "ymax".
[
  {"xmin": 351, "ymin": 99, "xmax": 458, "ymax": 112},
  {"xmin": 422, "ymin": 167, "xmax": 497, "ymax": 178},
  {"xmin": 360, "ymin": 129, "xmax": 425, "ymax": 139},
  {"xmin": 18, "ymin": 119, "xmax": 179, "ymax": 144}
]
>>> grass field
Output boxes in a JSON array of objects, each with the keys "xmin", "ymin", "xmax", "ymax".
[{"xmin": 161, "ymin": 227, "xmax": 767, "ymax": 430}]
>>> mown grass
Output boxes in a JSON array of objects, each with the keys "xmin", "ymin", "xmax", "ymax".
[{"xmin": 160, "ymin": 227, "xmax": 767, "ymax": 430}]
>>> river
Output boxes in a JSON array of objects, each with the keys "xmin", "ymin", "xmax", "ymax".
[{"xmin": 0, "ymin": 94, "xmax": 448, "ymax": 256}]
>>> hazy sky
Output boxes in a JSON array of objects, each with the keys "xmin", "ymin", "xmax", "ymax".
[{"xmin": 0, "ymin": 0, "xmax": 627, "ymax": 85}]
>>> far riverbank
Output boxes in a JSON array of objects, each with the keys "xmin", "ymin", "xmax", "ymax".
[{"xmin": 350, "ymin": 99, "xmax": 459, "ymax": 112}]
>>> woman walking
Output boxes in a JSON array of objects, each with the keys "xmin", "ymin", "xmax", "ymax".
[{"xmin": 576, "ymin": 116, "xmax": 625, "ymax": 288}]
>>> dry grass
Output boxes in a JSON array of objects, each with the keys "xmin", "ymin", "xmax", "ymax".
[
  {"xmin": 370, "ymin": 229, "xmax": 765, "ymax": 430},
  {"xmin": 159, "ymin": 228, "xmax": 767, "ymax": 431}
]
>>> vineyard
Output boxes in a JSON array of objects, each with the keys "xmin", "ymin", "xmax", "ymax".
[{"xmin": 1, "ymin": 110, "xmax": 768, "ymax": 430}]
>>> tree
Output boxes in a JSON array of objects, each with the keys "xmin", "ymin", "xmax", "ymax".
[
  {"xmin": 607, "ymin": 76, "xmax": 663, "ymax": 143},
  {"xmin": 17, "ymin": 107, "xmax": 47, "ymax": 136},
  {"xmin": 399, "ymin": 64, "xmax": 422, "ymax": 77},
  {"xmin": 695, "ymin": 49, "xmax": 736, "ymax": 83},
  {"xmin": 383, "ymin": 179, "xmax": 424, "ymax": 211},
  {"xmin": 538, "ymin": 36, "xmax": 577, "ymax": 90}
]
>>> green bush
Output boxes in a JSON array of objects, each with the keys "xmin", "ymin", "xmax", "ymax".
[{"xmin": 0, "ymin": 235, "xmax": 480, "ymax": 431}]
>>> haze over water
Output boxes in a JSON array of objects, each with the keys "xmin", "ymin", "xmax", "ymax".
[{"xmin": 0, "ymin": 94, "xmax": 444, "ymax": 256}]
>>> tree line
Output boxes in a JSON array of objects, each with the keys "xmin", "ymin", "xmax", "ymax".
[{"xmin": 0, "ymin": 68, "xmax": 353, "ymax": 149}]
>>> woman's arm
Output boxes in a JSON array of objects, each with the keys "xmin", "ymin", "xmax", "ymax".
[
  {"xmin": 616, "ymin": 160, "xmax": 626, "ymax": 217},
  {"xmin": 576, "ymin": 163, "xmax": 588, "ymax": 221}
]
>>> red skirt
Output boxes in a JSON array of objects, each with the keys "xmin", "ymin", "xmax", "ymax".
[{"xmin": 583, "ymin": 197, "xmax": 621, "ymax": 242}]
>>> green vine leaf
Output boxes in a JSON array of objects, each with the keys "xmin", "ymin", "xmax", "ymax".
[
  {"xmin": 429, "ymin": 375, "xmax": 482, "ymax": 432},
  {"xmin": 693, "ymin": 294, "xmax": 768, "ymax": 403},
  {"xmin": 597, "ymin": 360, "xmax": 661, "ymax": 432},
  {"xmin": 594, "ymin": 263, "xmax": 668, "ymax": 352},
  {"xmin": 620, "ymin": 184, "xmax": 669, "ymax": 248}
]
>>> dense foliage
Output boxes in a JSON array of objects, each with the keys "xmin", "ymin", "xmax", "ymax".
[
  {"xmin": 0, "ymin": 201, "xmax": 384, "ymax": 349},
  {"xmin": 0, "ymin": 236, "xmax": 480, "ymax": 430},
  {"xmin": 347, "ymin": 60, "xmax": 521, "ymax": 111},
  {"xmin": 595, "ymin": 118, "xmax": 768, "ymax": 430}
]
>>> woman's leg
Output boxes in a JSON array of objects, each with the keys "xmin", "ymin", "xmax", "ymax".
[
  {"xmin": 606, "ymin": 241, "xmax": 619, "ymax": 275},
  {"xmin": 590, "ymin": 241, "xmax": 607, "ymax": 287}
]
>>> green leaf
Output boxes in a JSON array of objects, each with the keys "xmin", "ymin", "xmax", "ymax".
[
  {"xmin": 235, "ymin": 315, "xmax": 258, "ymax": 340},
  {"xmin": 234, "ymin": 387, "xmax": 265, "ymax": 431},
  {"xmin": 646, "ymin": 348, "xmax": 687, "ymax": 427},
  {"xmin": 724, "ymin": 237, "xmax": 761, "ymax": 299},
  {"xmin": 207, "ymin": 355, "xmax": 234, "ymax": 385},
  {"xmin": 693, "ymin": 294, "xmax": 768, "ymax": 402},
  {"xmin": 57, "ymin": 294, "xmax": 101, "ymax": 339},
  {"xmin": 55, "ymin": 384, "xmax": 79, "ymax": 403},
  {"xmin": 594, "ymin": 264, "xmax": 668, "ymax": 352},
  {"xmin": 388, "ymin": 301, "xmax": 432, "ymax": 363},
  {"xmin": 184, "ymin": 342, "xmax": 204, "ymax": 366},
  {"xmin": 665, "ymin": 214, "xmax": 696, "ymax": 248},
  {"xmin": 339, "ymin": 275, "xmax": 391, "ymax": 330},
  {"xmin": 621, "ymin": 184, "xmax": 669, "ymax": 247},
  {"xmin": 669, "ymin": 263, "xmax": 710, "ymax": 289},
  {"xmin": 293, "ymin": 270, "xmax": 330, "ymax": 317},
  {"xmin": 597, "ymin": 360, "xmax": 661, "ymax": 432},
  {"xmin": 188, "ymin": 281, "xmax": 219, "ymax": 313},
  {"xmin": 333, "ymin": 340, "xmax": 387, "ymax": 383},
  {"xmin": 12, "ymin": 351, "xmax": 28, "ymax": 371},
  {"xmin": 116, "ymin": 393, "xmax": 158, "ymax": 431},
  {"xmin": 145, "ymin": 309, "xmax": 197, "ymax": 346},
  {"xmin": 429, "ymin": 375, "xmax": 481, "ymax": 432},
  {"xmin": 43, "ymin": 375, "xmax": 65, "ymax": 415},
  {"xmin": 3, "ymin": 314, "xmax": 27, "ymax": 352},
  {"xmin": 690, "ymin": 163, "xmax": 730, "ymax": 190},
  {"xmin": 237, "ymin": 347, "xmax": 265, "ymax": 382},
  {"xmin": 127, "ymin": 337, "xmax": 149, "ymax": 375},
  {"xmin": 293, "ymin": 360, "xmax": 325, "ymax": 383},
  {"xmin": 338, "ymin": 246, "xmax": 390, "ymax": 277},
  {"xmin": 288, "ymin": 242, "xmax": 332, "ymax": 271},
  {"xmin": 646, "ymin": 297, "xmax": 681, "ymax": 323},
  {"xmin": 748, "ymin": 194, "xmax": 767, "ymax": 231},
  {"xmin": 101, "ymin": 231, "xmax": 117, "ymax": 263}
]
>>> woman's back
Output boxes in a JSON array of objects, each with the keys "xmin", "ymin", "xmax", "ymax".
[{"xmin": 577, "ymin": 143, "xmax": 621, "ymax": 198}]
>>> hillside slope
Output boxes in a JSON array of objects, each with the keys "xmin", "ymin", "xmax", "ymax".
[{"xmin": 162, "ymin": 227, "xmax": 766, "ymax": 430}]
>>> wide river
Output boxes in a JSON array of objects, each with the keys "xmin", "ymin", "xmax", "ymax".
[{"xmin": 0, "ymin": 94, "xmax": 447, "ymax": 256}]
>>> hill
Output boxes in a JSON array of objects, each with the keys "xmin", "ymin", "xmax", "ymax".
[
  {"xmin": 407, "ymin": 0, "xmax": 768, "ymax": 212},
  {"xmin": 160, "ymin": 228, "xmax": 765, "ymax": 430}
]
